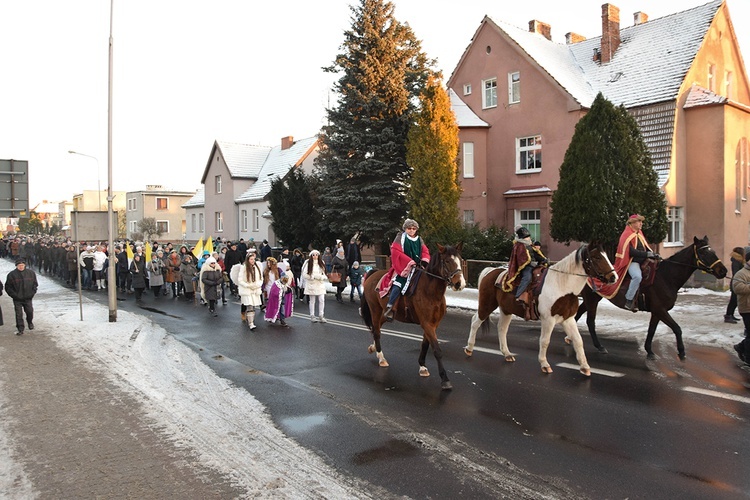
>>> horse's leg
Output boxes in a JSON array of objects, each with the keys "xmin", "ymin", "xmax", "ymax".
[
  {"xmin": 646, "ymin": 311, "xmax": 685, "ymax": 361},
  {"xmin": 561, "ymin": 318, "xmax": 591, "ymax": 376},
  {"xmin": 539, "ymin": 318, "xmax": 555, "ymax": 374},
  {"xmin": 418, "ymin": 338, "xmax": 430, "ymax": 377},
  {"xmin": 367, "ymin": 320, "xmax": 389, "ymax": 367},
  {"xmin": 464, "ymin": 312, "xmax": 485, "ymax": 356},
  {"xmin": 570, "ymin": 293, "xmax": 607, "ymax": 353},
  {"xmin": 497, "ymin": 312, "xmax": 515, "ymax": 362},
  {"xmin": 428, "ymin": 328, "xmax": 452, "ymax": 391}
]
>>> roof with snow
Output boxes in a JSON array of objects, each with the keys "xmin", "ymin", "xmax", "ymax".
[
  {"xmin": 235, "ymin": 136, "xmax": 319, "ymax": 203},
  {"xmin": 484, "ymin": 0, "xmax": 721, "ymax": 108},
  {"xmin": 449, "ymin": 89, "xmax": 489, "ymax": 127},
  {"xmin": 181, "ymin": 186, "xmax": 204, "ymax": 208},
  {"xmin": 201, "ymin": 141, "xmax": 273, "ymax": 184}
]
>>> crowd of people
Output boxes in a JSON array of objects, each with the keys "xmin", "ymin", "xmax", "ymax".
[{"xmin": 0, "ymin": 234, "xmax": 368, "ymax": 331}]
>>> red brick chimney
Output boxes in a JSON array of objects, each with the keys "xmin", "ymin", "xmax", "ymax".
[
  {"xmin": 281, "ymin": 136, "xmax": 294, "ymax": 150},
  {"xmin": 600, "ymin": 3, "xmax": 621, "ymax": 64},
  {"xmin": 566, "ymin": 32, "xmax": 586, "ymax": 44},
  {"xmin": 528, "ymin": 20, "xmax": 552, "ymax": 41},
  {"xmin": 633, "ymin": 11, "xmax": 648, "ymax": 25}
]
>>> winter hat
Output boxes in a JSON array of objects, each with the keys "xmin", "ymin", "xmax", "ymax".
[
  {"xmin": 15, "ymin": 257, "xmax": 25, "ymax": 265},
  {"xmin": 309, "ymin": 249, "xmax": 320, "ymax": 257},
  {"xmin": 353, "ymin": 261, "xmax": 359, "ymax": 267},
  {"xmin": 336, "ymin": 247, "xmax": 345, "ymax": 257},
  {"xmin": 206, "ymin": 257, "xmax": 217, "ymax": 265}
]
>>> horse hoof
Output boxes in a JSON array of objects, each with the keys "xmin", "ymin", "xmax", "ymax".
[
  {"xmin": 678, "ymin": 352, "xmax": 686, "ymax": 361},
  {"xmin": 580, "ymin": 368, "xmax": 591, "ymax": 377},
  {"xmin": 541, "ymin": 366, "xmax": 553, "ymax": 374},
  {"xmin": 441, "ymin": 381, "xmax": 453, "ymax": 391},
  {"xmin": 646, "ymin": 353, "xmax": 657, "ymax": 361},
  {"xmin": 597, "ymin": 346, "xmax": 609, "ymax": 354},
  {"xmin": 463, "ymin": 347, "xmax": 473, "ymax": 357},
  {"xmin": 368, "ymin": 344, "xmax": 376, "ymax": 354},
  {"xmin": 379, "ymin": 359, "xmax": 389, "ymax": 367},
  {"xmin": 419, "ymin": 366, "xmax": 430, "ymax": 377},
  {"xmin": 504, "ymin": 355, "xmax": 516, "ymax": 362}
]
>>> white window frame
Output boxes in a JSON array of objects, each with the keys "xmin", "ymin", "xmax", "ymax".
[
  {"xmin": 241, "ymin": 210, "xmax": 248, "ymax": 231},
  {"xmin": 215, "ymin": 212, "xmax": 223, "ymax": 232},
  {"xmin": 215, "ymin": 175, "xmax": 222, "ymax": 194},
  {"xmin": 508, "ymin": 71, "xmax": 520, "ymax": 104},
  {"xmin": 665, "ymin": 207, "xmax": 684, "ymax": 247},
  {"xmin": 191, "ymin": 213, "xmax": 196, "ymax": 232},
  {"xmin": 463, "ymin": 210, "xmax": 475, "ymax": 225},
  {"xmin": 155, "ymin": 197, "xmax": 168, "ymax": 210},
  {"xmin": 156, "ymin": 220, "xmax": 169, "ymax": 234},
  {"xmin": 463, "ymin": 83, "xmax": 472, "ymax": 95},
  {"xmin": 516, "ymin": 135, "xmax": 542, "ymax": 173},
  {"xmin": 129, "ymin": 220, "xmax": 137, "ymax": 233},
  {"xmin": 252, "ymin": 209, "xmax": 259, "ymax": 232},
  {"xmin": 482, "ymin": 77, "xmax": 497, "ymax": 109},
  {"xmin": 516, "ymin": 209, "xmax": 541, "ymax": 242},
  {"xmin": 199, "ymin": 213, "xmax": 204, "ymax": 233},
  {"xmin": 127, "ymin": 198, "xmax": 136, "ymax": 211},
  {"xmin": 463, "ymin": 142, "xmax": 474, "ymax": 178}
]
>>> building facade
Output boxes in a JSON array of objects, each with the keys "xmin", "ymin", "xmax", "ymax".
[{"xmin": 125, "ymin": 185, "xmax": 195, "ymax": 243}]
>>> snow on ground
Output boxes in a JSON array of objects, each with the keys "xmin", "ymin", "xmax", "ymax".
[{"xmin": 0, "ymin": 257, "xmax": 743, "ymax": 496}]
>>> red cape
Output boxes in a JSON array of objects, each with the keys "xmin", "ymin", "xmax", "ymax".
[{"xmin": 588, "ymin": 226, "xmax": 652, "ymax": 298}]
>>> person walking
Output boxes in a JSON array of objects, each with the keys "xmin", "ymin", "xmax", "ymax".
[
  {"xmin": 290, "ymin": 248, "xmax": 306, "ymax": 301},
  {"xmin": 264, "ymin": 274, "xmax": 293, "ymax": 327},
  {"xmin": 148, "ymin": 252, "xmax": 165, "ymax": 298},
  {"xmin": 349, "ymin": 261, "xmax": 364, "ymax": 303},
  {"xmin": 730, "ymin": 248, "xmax": 750, "ymax": 365},
  {"xmin": 331, "ymin": 247, "xmax": 348, "ymax": 303},
  {"xmin": 303, "ymin": 249, "xmax": 328, "ymax": 323},
  {"xmin": 179, "ymin": 254, "xmax": 198, "ymax": 301},
  {"xmin": 237, "ymin": 250, "xmax": 263, "ymax": 330},
  {"xmin": 5, "ymin": 257, "xmax": 38, "ymax": 335},
  {"xmin": 92, "ymin": 244, "xmax": 107, "ymax": 291},
  {"xmin": 725, "ymin": 246, "xmax": 744, "ymax": 323},
  {"xmin": 200, "ymin": 257, "xmax": 223, "ymax": 316},
  {"xmin": 165, "ymin": 250, "xmax": 183, "ymax": 298},
  {"xmin": 129, "ymin": 253, "xmax": 147, "ymax": 303}
]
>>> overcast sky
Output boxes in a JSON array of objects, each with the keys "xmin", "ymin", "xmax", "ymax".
[{"xmin": 1, "ymin": 0, "xmax": 747, "ymax": 208}]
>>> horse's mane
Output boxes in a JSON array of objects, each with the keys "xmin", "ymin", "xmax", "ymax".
[
  {"xmin": 664, "ymin": 237, "xmax": 701, "ymax": 263},
  {"xmin": 550, "ymin": 244, "xmax": 588, "ymax": 274}
]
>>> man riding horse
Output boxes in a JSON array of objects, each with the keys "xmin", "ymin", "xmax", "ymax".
[
  {"xmin": 497, "ymin": 226, "xmax": 548, "ymax": 316},
  {"xmin": 614, "ymin": 214, "xmax": 660, "ymax": 310}
]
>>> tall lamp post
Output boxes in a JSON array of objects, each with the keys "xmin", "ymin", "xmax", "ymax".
[
  {"xmin": 107, "ymin": 0, "xmax": 116, "ymax": 322},
  {"xmin": 68, "ymin": 150, "xmax": 102, "ymax": 210}
]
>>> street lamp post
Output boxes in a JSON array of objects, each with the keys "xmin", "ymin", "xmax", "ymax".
[{"xmin": 68, "ymin": 150, "xmax": 102, "ymax": 210}]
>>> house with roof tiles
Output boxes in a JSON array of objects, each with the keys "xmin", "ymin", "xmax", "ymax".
[
  {"xmin": 183, "ymin": 136, "xmax": 319, "ymax": 246},
  {"xmin": 447, "ymin": 0, "xmax": 750, "ymax": 272}
]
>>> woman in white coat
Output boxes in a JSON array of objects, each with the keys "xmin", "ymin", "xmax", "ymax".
[
  {"xmin": 237, "ymin": 250, "xmax": 263, "ymax": 330},
  {"xmin": 304, "ymin": 249, "xmax": 329, "ymax": 323}
]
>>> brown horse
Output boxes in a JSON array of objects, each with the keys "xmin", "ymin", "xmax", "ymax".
[
  {"xmin": 360, "ymin": 243, "xmax": 465, "ymax": 390},
  {"xmin": 464, "ymin": 243, "xmax": 617, "ymax": 376}
]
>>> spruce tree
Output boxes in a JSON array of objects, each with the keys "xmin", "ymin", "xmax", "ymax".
[
  {"xmin": 550, "ymin": 92, "xmax": 668, "ymax": 250},
  {"xmin": 315, "ymin": 0, "xmax": 433, "ymax": 247},
  {"xmin": 406, "ymin": 73, "xmax": 461, "ymax": 242},
  {"xmin": 268, "ymin": 168, "xmax": 317, "ymax": 249}
]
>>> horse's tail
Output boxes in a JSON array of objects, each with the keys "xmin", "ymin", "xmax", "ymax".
[{"xmin": 360, "ymin": 289, "xmax": 373, "ymax": 332}]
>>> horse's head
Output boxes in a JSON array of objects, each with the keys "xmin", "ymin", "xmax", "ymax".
[
  {"xmin": 692, "ymin": 236, "xmax": 728, "ymax": 279},
  {"xmin": 583, "ymin": 242, "xmax": 617, "ymax": 284},
  {"xmin": 434, "ymin": 243, "xmax": 466, "ymax": 291}
]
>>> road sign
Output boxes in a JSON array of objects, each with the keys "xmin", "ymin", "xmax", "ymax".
[{"xmin": 0, "ymin": 159, "xmax": 29, "ymax": 217}]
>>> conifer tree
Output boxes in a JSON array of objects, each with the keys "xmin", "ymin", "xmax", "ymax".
[
  {"xmin": 550, "ymin": 93, "xmax": 668, "ymax": 249},
  {"xmin": 268, "ymin": 168, "xmax": 317, "ymax": 249},
  {"xmin": 406, "ymin": 73, "xmax": 461, "ymax": 242},
  {"xmin": 315, "ymin": 0, "xmax": 433, "ymax": 247}
]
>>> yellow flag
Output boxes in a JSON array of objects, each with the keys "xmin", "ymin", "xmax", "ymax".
[
  {"xmin": 205, "ymin": 236, "xmax": 214, "ymax": 255},
  {"xmin": 192, "ymin": 237, "xmax": 204, "ymax": 258},
  {"xmin": 145, "ymin": 242, "xmax": 152, "ymax": 263},
  {"xmin": 126, "ymin": 243, "xmax": 134, "ymax": 260}
]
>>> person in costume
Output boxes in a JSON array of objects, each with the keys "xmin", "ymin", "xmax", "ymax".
[
  {"xmin": 265, "ymin": 273, "xmax": 294, "ymax": 326},
  {"xmin": 237, "ymin": 250, "xmax": 263, "ymax": 330},
  {"xmin": 614, "ymin": 214, "xmax": 659, "ymax": 311},
  {"xmin": 383, "ymin": 219, "xmax": 430, "ymax": 321},
  {"xmin": 500, "ymin": 226, "xmax": 548, "ymax": 305}
]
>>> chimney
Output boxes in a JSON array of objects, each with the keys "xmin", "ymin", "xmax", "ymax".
[
  {"xmin": 633, "ymin": 11, "xmax": 648, "ymax": 25},
  {"xmin": 528, "ymin": 20, "xmax": 552, "ymax": 41},
  {"xmin": 600, "ymin": 3, "xmax": 621, "ymax": 64},
  {"xmin": 281, "ymin": 136, "xmax": 294, "ymax": 150},
  {"xmin": 566, "ymin": 32, "xmax": 587, "ymax": 44}
]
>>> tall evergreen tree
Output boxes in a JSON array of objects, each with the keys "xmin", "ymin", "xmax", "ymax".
[
  {"xmin": 406, "ymin": 73, "xmax": 461, "ymax": 242},
  {"xmin": 550, "ymin": 92, "xmax": 668, "ymax": 250},
  {"xmin": 315, "ymin": 0, "xmax": 433, "ymax": 247},
  {"xmin": 268, "ymin": 168, "xmax": 317, "ymax": 249}
]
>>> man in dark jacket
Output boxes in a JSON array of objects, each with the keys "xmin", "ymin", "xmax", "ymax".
[
  {"xmin": 223, "ymin": 241, "xmax": 243, "ymax": 298},
  {"xmin": 5, "ymin": 257, "xmax": 38, "ymax": 335}
]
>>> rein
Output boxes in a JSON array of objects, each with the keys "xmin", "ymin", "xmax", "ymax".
[
  {"xmin": 663, "ymin": 244, "xmax": 721, "ymax": 274},
  {"xmin": 419, "ymin": 258, "xmax": 462, "ymax": 284}
]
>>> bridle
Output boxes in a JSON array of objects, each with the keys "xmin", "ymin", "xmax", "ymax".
[
  {"xmin": 693, "ymin": 244, "xmax": 722, "ymax": 274},
  {"xmin": 581, "ymin": 245, "xmax": 616, "ymax": 282},
  {"xmin": 420, "ymin": 255, "xmax": 463, "ymax": 285}
]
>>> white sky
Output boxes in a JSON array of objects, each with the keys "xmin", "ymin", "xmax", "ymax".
[
  {"xmin": 1, "ymin": 0, "xmax": 748, "ymax": 207},
  {"xmin": 0, "ymin": 256, "xmax": 746, "ymax": 494}
]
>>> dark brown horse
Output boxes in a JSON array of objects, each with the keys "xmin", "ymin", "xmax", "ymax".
[
  {"xmin": 360, "ymin": 243, "xmax": 465, "ymax": 390},
  {"xmin": 576, "ymin": 236, "xmax": 727, "ymax": 360}
]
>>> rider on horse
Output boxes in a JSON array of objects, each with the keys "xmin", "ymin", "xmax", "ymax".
[
  {"xmin": 615, "ymin": 214, "xmax": 659, "ymax": 310},
  {"xmin": 499, "ymin": 226, "xmax": 548, "ymax": 308},
  {"xmin": 383, "ymin": 219, "xmax": 430, "ymax": 321}
]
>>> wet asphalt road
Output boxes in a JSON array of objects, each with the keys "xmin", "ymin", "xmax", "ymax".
[{"xmin": 104, "ymin": 289, "xmax": 750, "ymax": 499}]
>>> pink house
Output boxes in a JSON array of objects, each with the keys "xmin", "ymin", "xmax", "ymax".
[{"xmin": 447, "ymin": 0, "xmax": 750, "ymax": 273}]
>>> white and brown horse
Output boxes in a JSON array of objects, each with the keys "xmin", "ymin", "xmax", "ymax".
[{"xmin": 464, "ymin": 243, "xmax": 616, "ymax": 376}]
